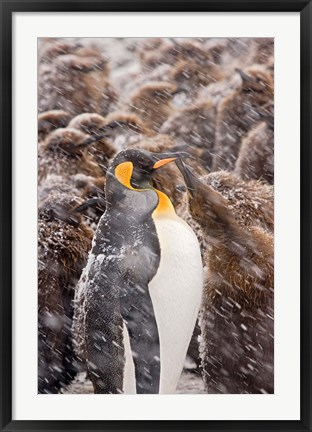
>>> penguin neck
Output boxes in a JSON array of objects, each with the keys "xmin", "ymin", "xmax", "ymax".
[
  {"xmin": 152, "ymin": 189, "xmax": 176, "ymax": 218},
  {"xmin": 108, "ymin": 164, "xmax": 177, "ymax": 218}
]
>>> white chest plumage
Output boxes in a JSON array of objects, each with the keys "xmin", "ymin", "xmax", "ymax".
[
  {"xmin": 122, "ymin": 321, "xmax": 137, "ymax": 394},
  {"xmin": 148, "ymin": 214, "xmax": 203, "ymax": 394}
]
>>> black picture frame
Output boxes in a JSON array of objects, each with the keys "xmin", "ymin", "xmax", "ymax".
[{"xmin": 1, "ymin": 1, "xmax": 311, "ymax": 431}]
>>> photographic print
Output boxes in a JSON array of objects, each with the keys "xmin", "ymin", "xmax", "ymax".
[{"xmin": 38, "ymin": 37, "xmax": 274, "ymax": 395}]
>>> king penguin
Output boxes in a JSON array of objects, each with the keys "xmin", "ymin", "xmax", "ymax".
[{"xmin": 77, "ymin": 149, "xmax": 203, "ymax": 394}]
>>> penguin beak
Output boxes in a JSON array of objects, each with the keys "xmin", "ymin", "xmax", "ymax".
[
  {"xmin": 171, "ymin": 87, "xmax": 188, "ymax": 96},
  {"xmin": 103, "ymin": 120, "xmax": 122, "ymax": 130},
  {"xmin": 152, "ymin": 152, "xmax": 191, "ymax": 170},
  {"xmin": 175, "ymin": 159, "xmax": 198, "ymax": 197},
  {"xmin": 72, "ymin": 197, "xmax": 106, "ymax": 214},
  {"xmin": 60, "ymin": 134, "xmax": 102, "ymax": 154},
  {"xmin": 235, "ymin": 68, "xmax": 252, "ymax": 83}
]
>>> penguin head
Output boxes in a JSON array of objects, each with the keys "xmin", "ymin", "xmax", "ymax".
[
  {"xmin": 38, "ymin": 110, "xmax": 71, "ymax": 141},
  {"xmin": 175, "ymin": 159, "xmax": 202, "ymax": 216},
  {"xmin": 103, "ymin": 112, "xmax": 149, "ymax": 136},
  {"xmin": 236, "ymin": 66, "xmax": 273, "ymax": 95},
  {"xmin": 42, "ymin": 127, "xmax": 111, "ymax": 159},
  {"xmin": 130, "ymin": 82, "xmax": 179, "ymax": 112},
  {"xmin": 68, "ymin": 113, "xmax": 106, "ymax": 136},
  {"xmin": 176, "ymin": 159, "xmax": 234, "ymax": 229},
  {"xmin": 108, "ymin": 149, "xmax": 190, "ymax": 191}
]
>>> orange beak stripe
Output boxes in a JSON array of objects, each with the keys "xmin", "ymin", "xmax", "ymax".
[{"xmin": 153, "ymin": 157, "xmax": 177, "ymax": 170}]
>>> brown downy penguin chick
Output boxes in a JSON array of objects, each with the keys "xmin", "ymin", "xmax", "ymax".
[
  {"xmin": 67, "ymin": 172, "xmax": 107, "ymax": 229},
  {"xmin": 119, "ymin": 63, "xmax": 172, "ymax": 102},
  {"xmin": 71, "ymin": 112, "xmax": 153, "ymax": 160},
  {"xmin": 136, "ymin": 38, "xmax": 170, "ymax": 67},
  {"xmin": 38, "ymin": 193, "xmax": 93, "ymax": 393},
  {"xmin": 202, "ymin": 170, "xmax": 274, "ymax": 233},
  {"xmin": 234, "ymin": 102, "xmax": 274, "ymax": 184},
  {"xmin": 212, "ymin": 65, "xmax": 274, "ymax": 171},
  {"xmin": 38, "ymin": 38, "xmax": 82, "ymax": 65},
  {"xmin": 167, "ymin": 58, "xmax": 223, "ymax": 104},
  {"xmin": 38, "ymin": 110, "xmax": 72, "ymax": 142},
  {"xmin": 67, "ymin": 112, "xmax": 156, "ymax": 179},
  {"xmin": 251, "ymin": 38, "xmax": 274, "ymax": 66},
  {"xmin": 176, "ymin": 160, "xmax": 274, "ymax": 394},
  {"xmin": 38, "ymin": 43, "xmax": 117, "ymax": 116},
  {"xmin": 141, "ymin": 39, "xmax": 215, "ymax": 70},
  {"xmin": 68, "ymin": 113, "xmax": 118, "ymax": 172},
  {"xmin": 198, "ymin": 72, "xmax": 242, "ymax": 108},
  {"xmin": 39, "ymin": 174, "xmax": 106, "ymax": 229},
  {"xmin": 221, "ymin": 38, "xmax": 255, "ymax": 71},
  {"xmin": 266, "ymin": 55, "xmax": 274, "ymax": 77},
  {"xmin": 38, "ymin": 128, "xmax": 103, "ymax": 183},
  {"xmin": 124, "ymin": 40, "xmax": 221, "ymax": 103},
  {"xmin": 178, "ymin": 168, "xmax": 273, "ymax": 370},
  {"xmin": 234, "ymin": 120, "xmax": 274, "ymax": 184},
  {"xmin": 177, "ymin": 170, "xmax": 274, "ymax": 257},
  {"xmin": 101, "ymin": 111, "xmax": 153, "ymax": 150},
  {"xmin": 39, "ymin": 173, "xmax": 104, "ymax": 204},
  {"xmin": 38, "ymin": 174, "xmax": 83, "ymax": 206},
  {"xmin": 45, "ymin": 113, "xmax": 111, "ymax": 229},
  {"xmin": 125, "ymin": 81, "xmax": 179, "ymax": 132},
  {"xmin": 68, "ymin": 112, "xmax": 107, "ymax": 135},
  {"xmin": 159, "ymin": 98, "xmax": 217, "ymax": 171},
  {"xmin": 201, "ymin": 38, "xmax": 229, "ymax": 66},
  {"xmin": 136, "ymin": 40, "xmax": 177, "ymax": 73}
]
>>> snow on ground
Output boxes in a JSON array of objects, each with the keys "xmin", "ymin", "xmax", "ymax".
[{"xmin": 62, "ymin": 369, "xmax": 205, "ymax": 394}]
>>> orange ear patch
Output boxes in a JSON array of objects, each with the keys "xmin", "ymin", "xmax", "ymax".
[{"xmin": 115, "ymin": 161, "xmax": 134, "ymax": 189}]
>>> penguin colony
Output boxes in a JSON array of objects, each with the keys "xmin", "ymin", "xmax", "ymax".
[{"xmin": 38, "ymin": 37, "xmax": 274, "ymax": 394}]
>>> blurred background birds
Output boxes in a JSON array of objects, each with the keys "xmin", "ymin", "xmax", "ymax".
[{"xmin": 38, "ymin": 37, "xmax": 274, "ymax": 394}]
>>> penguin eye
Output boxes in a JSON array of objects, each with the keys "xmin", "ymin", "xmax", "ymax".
[{"xmin": 114, "ymin": 160, "xmax": 154, "ymax": 191}]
